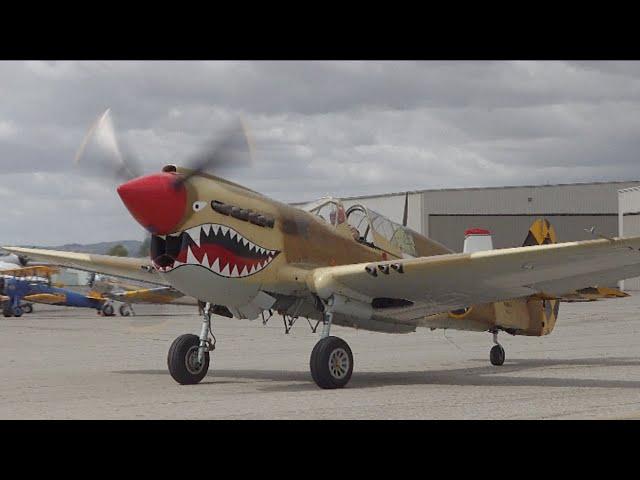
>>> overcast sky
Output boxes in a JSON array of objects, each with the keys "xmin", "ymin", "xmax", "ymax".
[{"xmin": 2, "ymin": 60, "xmax": 640, "ymax": 246}]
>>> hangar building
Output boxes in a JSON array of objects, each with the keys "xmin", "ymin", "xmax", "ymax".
[
  {"xmin": 618, "ymin": 186, "xmax": 640, "ymax": 290},
  {"xmin": 337, "ymin": 181, "xmax": 640, "ymax": 253}
]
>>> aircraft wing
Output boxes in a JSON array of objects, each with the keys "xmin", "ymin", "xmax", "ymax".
[
  {"xmin": 1, "ymin": 247, "xmax": 168, "ymax": 287},
  {"xmin": 103, "ymin": 286, "xmax": 186, "ymax": 304},
  {"xmin": 0, "ymin": 265, "xmax": 59, "ymax": 278},
  {"xmin": 308, "ymin": 236, "xmax": 640, "ymax": 319},
  {"xmin": 557, "ymin": 286, "xmax": 629, "ymax": 302}
]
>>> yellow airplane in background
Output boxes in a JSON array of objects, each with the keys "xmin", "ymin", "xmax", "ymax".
[
  {"xmin": 0, "ymin": 252, "xmax": 198, "ymax": 317},
  {"xmin": 6, "ymin": 111, "xmax": 639, "ymax": 389},
  {"xmin": 88, "ymin": 273, "xmax": 198, "ymax": 316}
]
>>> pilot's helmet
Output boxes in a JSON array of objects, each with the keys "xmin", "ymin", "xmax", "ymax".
[{"xmin": 329, "ymin": 206, "xmax": 346, "ymax": 225}]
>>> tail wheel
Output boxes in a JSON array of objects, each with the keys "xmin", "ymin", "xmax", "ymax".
[
  {"xmin": 310, "ymin": 336, "xmax": 353, "ymax": 389},
  {"xmin": 490, "ymin": 344, "xmax": 505, "ymax": 366},
  {"xmin": 167, "ymin": 334, "xmax": 210, "ymax": 385}
]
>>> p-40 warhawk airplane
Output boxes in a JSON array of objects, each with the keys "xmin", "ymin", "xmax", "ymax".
[{"xmin": 7, "ymin": 166, "xmax": 640, "ymax": 389}]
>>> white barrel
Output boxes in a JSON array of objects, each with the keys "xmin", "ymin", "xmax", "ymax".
[{"xmin": 463, "ymin": 228, "xmax": 493, "ymax": 253}]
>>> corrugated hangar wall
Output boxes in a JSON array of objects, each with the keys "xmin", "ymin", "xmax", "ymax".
[
  {"xmin": 420, "ymin": 182, "xmax": 640, "ymax": 252},
  {"xmin": 618, "ymin": 187, "xmax": 640, "ymax": 290}
]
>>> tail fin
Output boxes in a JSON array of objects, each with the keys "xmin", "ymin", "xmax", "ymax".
[
  {"xmin": 524, "ymin": 219, "xmax": 560, "ymax": 335},
  {"xmin": 522, "ymin": 218, "xmax": 557, "ymax": 246}
]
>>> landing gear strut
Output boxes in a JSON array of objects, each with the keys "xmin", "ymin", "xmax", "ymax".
[
  {"xmin": 167, "ymin": 302, "xmax": 215, "ymax": 385},
  {"xmin": 309, "ymin": 297, "xmax": 354, "ymax": 389},
  {"xmin": 489, "ymin": 330, "xmax": 505, "ymax": 366}
]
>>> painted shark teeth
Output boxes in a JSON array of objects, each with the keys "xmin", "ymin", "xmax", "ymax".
[
  {"xmin": 187, "ymin": 246, "xmax": 198, "ymax": 264},
  {"xmin": 186, "ymin": 226, "xmax": 201, "ymax": 247},
  {"xmin": 156, "ymin": 223, "xmax": 279, "ymax": 278}
]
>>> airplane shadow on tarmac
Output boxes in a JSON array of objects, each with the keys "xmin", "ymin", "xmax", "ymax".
[{"xmin": 113, "ymin": 356, "xmax": 640, "ymax": 392}]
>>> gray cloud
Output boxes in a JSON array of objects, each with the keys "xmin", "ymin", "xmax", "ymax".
[{"xmin": 1, "ymin": 61, "xmax": 640, "ymax": 246}]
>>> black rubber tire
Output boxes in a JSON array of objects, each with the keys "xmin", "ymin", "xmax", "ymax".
[
  {"xmin": 119, "ymin": 305, "xmax": 130, "ymax": 316},
  {"xmin": 167, "ymin": 334, "xmax": 210, "ymax": 385},
  {"xmin": 309, "ymin": 339, "xmax": 324, "ymax": 386},
  {"xmin": 490, "ymin": 345, "xmax": 505, "ymax": 366},
  {"xmin": 309, "ymin": 336, "xmax": 354, "ymax": 389},
  {"xmin": 22, "ymin": 304, "xmax": 33, "ymax": 314},
  {"xmin": 12, "ymin": 306, "xmax": 23, "ymax": 318},
  {"xmin": 101, "ymin": 303, "xmax": 115, "ymax": 317},
  {"xmin": 3, "ymin": 309, "xmax": 12, "ymax": 317}
]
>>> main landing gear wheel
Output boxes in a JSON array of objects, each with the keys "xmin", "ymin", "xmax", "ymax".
[
  {"xmin": 310, "ymin": 336, "xmax": 354, "ymax": 389},
  {"xmin": 490, "ymin": 345, "xmax": 505, "ymax": 366},
  {"xmin": 168, "ymin": 334, "xmax": 210, "ymax": 385},
  {"xmin": 101, "ymin": 303, "xmax": 115, "ymax": 317},
  {"xmin": 3, "ymin": 308, "xmax": 13, "ymax": 318},
  {"xmin": 22, "ymin": 304, "xmax": 33, "ymax": 314},
  {"xmin": 489, "ymin": 329, "xmax": 505, "ymax": 366},
  {"xmin": 12, "ymin": 306, "xmax": 23, "ymax": 318},
  {"xmin": 119, "ymin": 304, "xmax": 131, "ymax": 316}
]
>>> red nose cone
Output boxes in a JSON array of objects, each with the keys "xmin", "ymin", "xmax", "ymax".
[{"xmin": 117, "ymin": 173, "xmax": 187, "ymax": 234}]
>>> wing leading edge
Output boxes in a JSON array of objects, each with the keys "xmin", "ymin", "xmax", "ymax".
[{"xmin": 1, "ymin": 247, "xmax": 168, "ymax": 287}]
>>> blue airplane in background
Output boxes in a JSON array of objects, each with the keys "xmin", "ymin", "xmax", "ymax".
[{"xmin": 0, "ymin": 254, "xmax": 110, "ymax": 317}]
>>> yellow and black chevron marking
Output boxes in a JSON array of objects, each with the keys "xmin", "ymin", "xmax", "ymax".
[{"xmin": 522, "ymin": 218, "xmax": 557, "ymax": 246}]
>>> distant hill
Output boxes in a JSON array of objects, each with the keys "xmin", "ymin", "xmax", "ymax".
[{"xmin": 32, "ymin": 240, "xmax": 144, "ymax": 256}]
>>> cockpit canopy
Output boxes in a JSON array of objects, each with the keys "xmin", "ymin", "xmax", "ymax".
[
  {"xmin": 302, "ymin": 197, "xmax": 347, "ymax": 227},
  {"xmin": 302, "ymin": 197, "xmax": 419, "ymax": 258}
]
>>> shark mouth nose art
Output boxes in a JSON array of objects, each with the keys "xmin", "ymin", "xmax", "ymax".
[{"xmin": 150, "ymin": 224, "xmax": 279, "ymax": 277}]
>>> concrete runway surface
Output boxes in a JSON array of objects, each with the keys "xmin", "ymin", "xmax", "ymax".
[{"xmin": 2, "ymin": 295, "xmax": 640, "ymax": 419}]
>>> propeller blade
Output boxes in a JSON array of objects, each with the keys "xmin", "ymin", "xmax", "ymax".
[
  {"xmin": 74, "ymin": 108, "xmax": 143, "ymax": 183},
  {"xmin": 402, "ymin": 191, "xmax": 409, "ymax": 227},
  {"xmin": 173, "ymin": 118, "xmax": 253, "ymax": 188}
]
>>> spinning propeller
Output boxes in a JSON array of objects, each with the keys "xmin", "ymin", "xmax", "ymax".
[
  {"xmin": 74, "ymin": 109, "xmax": 255, "ymax": 235},
  {"xmin": 74, "ymin": 108, "xmax": 254, "ymax": 187}
]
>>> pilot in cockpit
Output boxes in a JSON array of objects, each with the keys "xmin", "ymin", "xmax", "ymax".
[{"xmin": 330, "ymin": 206, "xmax": 361, "ymax": 242}]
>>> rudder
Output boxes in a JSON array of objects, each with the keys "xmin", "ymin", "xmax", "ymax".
[{"xmin": 523, "ymin": 218, "xmax": 559, "ymax": 335}]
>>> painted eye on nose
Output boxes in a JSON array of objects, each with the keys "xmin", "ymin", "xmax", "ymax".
[{"xmin": 192, "ymin": 201, "xmax": 207, "ymax": 212}]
